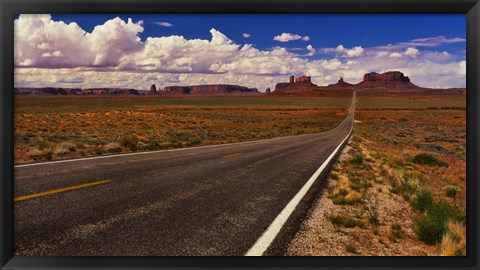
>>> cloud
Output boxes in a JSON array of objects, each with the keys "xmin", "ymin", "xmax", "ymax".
[
  {"xmin": 273, "ymin": 33, "xmax": 302, "ymax": 42},
  {"xmin": 373, "ymin": 36, "xmax": 465, "ymax": 51},
  {"xmin": 344, "ymin": 46, "xmax": 364, "ymax": 57},
  {"xmin": 154, "ymin": 22, "xmax": 173, "ymax": 27},
  {"xmin": 242, "ymin": 33, "xmax": 251, "ymax": 38},
  {"xmin": 15, "ymin": 15, "xmax": 144, "ymax": 68},
  {"xmin": 14, "ymin": 15, "xmax": 466, "ymax": 90},
  {"xmin": 306, "ymin": 45, "xmax": 316, "ymax": 56},
  {"xmin": 389, "ymin": 52, "xmax": 402, "ymax": 58},
  {"xmin": 88, "ymin": 17, "xmax": 144, "ymax": 66},
  {"xmin": 273, "ymin": 33, "xmax": 310, "ymax": 42},
  {"xmin": 324, "ymin": 45, "xmax": 364, "ymax": 57},
  {"xmin": 404, "ymin": 47, "xmax": 420, "ymax": 58}
]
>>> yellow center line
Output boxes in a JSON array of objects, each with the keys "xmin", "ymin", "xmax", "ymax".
[
  {"xmin": 14, "ymin": 179, "xmax": 112, "ymax": 202},
  {"xmin": 222, "ymin": 153, "xmax": 242, "ymax": 159}
]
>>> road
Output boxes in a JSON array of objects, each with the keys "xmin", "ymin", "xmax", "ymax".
[{"xmin": 14, "ymin": 92, "xmax": 356, "ymax": 256}]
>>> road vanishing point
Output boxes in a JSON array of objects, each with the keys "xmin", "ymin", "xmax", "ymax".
[{"xmin": 14, "ymin": 92, "xmax": 356, "ymax": 256}]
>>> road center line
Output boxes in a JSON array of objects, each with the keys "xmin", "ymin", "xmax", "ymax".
[
  {"xmin": 14, "ymin": 180, "xmax": 112, "ymax": 202},
  {"xmin": 222, "ymin": 153, "xmax": 242, "ymax": 159}
]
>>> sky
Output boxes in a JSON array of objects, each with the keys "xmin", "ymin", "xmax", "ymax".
[{"xmin": 14, "ymin": 14, "xmax": 466, "ymax": 91}]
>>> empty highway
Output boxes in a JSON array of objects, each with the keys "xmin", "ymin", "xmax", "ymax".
[{"xmin": 14, "ymin": 92, "xmax": 356, "ymax": 256}]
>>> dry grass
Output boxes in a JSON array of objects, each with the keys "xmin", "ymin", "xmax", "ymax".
[
  {"xmin": 440, "ymin": 221, "xmax": 466, "ymax": 256},
  {"xmin": 14, "ymin": 96, "xmax": 349, "ymax": 164}
]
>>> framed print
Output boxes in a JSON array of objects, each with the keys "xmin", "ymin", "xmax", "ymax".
[{"xmin": 1, "ymin": 0, "xmax": 479, "ymax": 269}]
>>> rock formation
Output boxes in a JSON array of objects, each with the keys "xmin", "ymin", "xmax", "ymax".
[
  {"xmin": 270, "ymin": 71, "xmax": 423, "ymax": 96},
  {"xmin": 163, "ymin": 84, "xmax": 258, "ymax": 95},
  {"xmin": 147, "ymin": 84, "xmax": 158, "ymax": 95},
  {"xmin": 274, "ymin": 83, "xmax": 290, "ymax": 91},
  {"xmin": 363, "ymin": 71, "xmax": 411, "ymax": 82},
  {"xmin": 327, "ymin": 77, "xmax": 354, "ymax": 88},
  {"xmin": 163, "ymin": 86, "xmax": 191, "ymax": 94},
  {"xmin": 265, "ymin": 87, "xmax": 271, "ymax": 94},
  {"xmin": 274, "ymin": 75, "xmax": 317, "ymax": 91},
  {"xmin": 295, "ymin": 76, "xmax": 312, "ymax": 84},
  {"xmin": 356, "ymin": 71, "xmax": 418, "ymax": 89}
]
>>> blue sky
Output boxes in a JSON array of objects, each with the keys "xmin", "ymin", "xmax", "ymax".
[
  {"xmin": 15, "ymin": 14, "xmax": 466, "ymax": 90},
  {"xmin": 50, "ymin": 14, "xmax": 466, "ymax": 58}
]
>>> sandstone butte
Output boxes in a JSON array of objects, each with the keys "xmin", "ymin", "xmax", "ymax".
[{"xmin": 273, "ymin": 71, "xmax": 418, "ymax": 93}]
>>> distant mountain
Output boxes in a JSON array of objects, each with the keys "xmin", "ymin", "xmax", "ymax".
[
  {"xmin": 162, "ymin": 84, "xmax": 258, "ymax": 95},
  {"xmin": 14, "ymin": 87, "xmax": 82, "ymax": 95},
  {"xmin": 15, "ymin": 87, "xmax": 140, "ymax": 96},
  {"xmin": 81, "ymin": 88, "xmax": 140, "ymax": 95},
  {"xmin": 14, "ymin": 84, "xmax": 258, "ymax": 96}
]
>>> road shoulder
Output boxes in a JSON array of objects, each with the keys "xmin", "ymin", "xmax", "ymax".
[{"xmin": 286, "ymin": 135, "xmax": 437, "ymax": 256}]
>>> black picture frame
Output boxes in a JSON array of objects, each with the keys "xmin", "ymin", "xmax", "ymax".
[{"xmin": 1, "ymin": 0, "xmax": 479, "ymax": 269}]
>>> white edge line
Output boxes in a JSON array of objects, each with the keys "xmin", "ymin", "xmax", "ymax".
[{"xmin": 245, "ymin": 93, "xmax": 355, "ymax": 256}]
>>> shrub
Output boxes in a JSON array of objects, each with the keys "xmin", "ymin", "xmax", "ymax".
[
  {"xmin": 390, "ymin": 172, "xmax": 421, "ymax": 200},
  {"xmin": 414, "ymin": 200, "xmax": 459, "ymax": 245},
  {"xmin": 329, "ymin": 214, "xmax": 365, "ymax": 228},
  {"xmin": 411, "ymin": 190, "xmax": 434, "ymax": 213},
  {"xmin": 414, "ymin": 215, "xmax": 445, "ymax": 245},
  {"xmin": 350, "ymin": 154, "xmax": 363, "ymax": 165},
  {"xmin": 346, "ymin": 244, "xmax": 359, "ymax": 254},
  {"xmin": 330, "ymin": 190, "xmax": 363, "ymax": 205},
  {"xmin": 443, "ymin": 185, "xmax": 461, "ymax": 198},
  {"xmin": 388, "ymin": 223, "xmax": 404, "ymax": 242},
  {"xmin": 119, "ymin": 136, "xmax": 137, "ymax": 151},
  {"xmin": 398, "ymin": 117, "xmax": 408, "ymax": 122},
  {"xmin": 411, "ymin": 153, "xmax": 449, "ymax": 167},
  {"xmin": 366, "ymin": 205, "xmax": 380, "ymax": 226}
]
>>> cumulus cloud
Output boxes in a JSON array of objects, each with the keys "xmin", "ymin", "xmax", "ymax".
[
  {"xmin": 273, "ymin": 33, "xmax": 302, "ymax": 42},
  {"xmin": 273, "ymin": 33, "xmax": 310, "ymax": 42},
  {"xmin": 15, "ymin": 15, "xmax": 144, "ymax": 68},
  {"xmin": 324, "ymin": 45, "xmax": 364, "ymax": 57},
  {"xmin": 88, "ymin": 18, "xmax": 144, "ymax": 66},
  {"xmin": 306, "ymin": 45, "xmax": 316, "ymax": 56},
  {"xmin": 404, "ymin": 47, "xmax": 420, "ymax": 58},
  {"xmin": 154, "ymin": 22, "xmax": 173, "ymax": 27},
  {"xmin": 242, "ymin": 33, "xmax": 251, "ymax": 38},
  {"xmin": 335, "ymin": 45, "xmax": 345, "ymax": 52},
  {"xmin": 389, "ymin": 52, "xmax": 402, "ymax": 58},
  {"xmin": 344, "ymin": 46, "xmax": 364, "ymax": 57}
]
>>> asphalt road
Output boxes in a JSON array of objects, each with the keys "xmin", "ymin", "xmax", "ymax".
[{"xmin": 14, "ymin": 92, "xmax": 355, "ymax": 256}]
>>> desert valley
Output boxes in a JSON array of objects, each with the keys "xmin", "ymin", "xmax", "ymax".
[{"xmin": 14, "ymin": 71, "xmax": 466, "ymax": 256}]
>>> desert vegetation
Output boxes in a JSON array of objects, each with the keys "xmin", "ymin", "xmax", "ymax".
[
  {"xmin": 288, "ymin": 94, "xmax": 466, "ymax": 256},
  {"xmin": 14, "ymin": 96, "xmax": 349, "ymax": 164}
]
